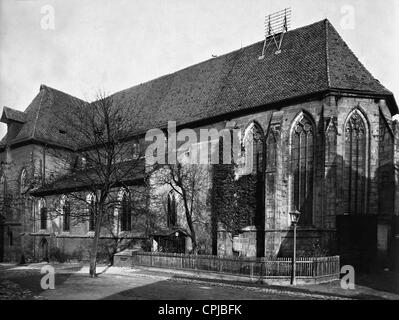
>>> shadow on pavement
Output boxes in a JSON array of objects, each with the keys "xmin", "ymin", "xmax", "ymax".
[
  {"xmin": 0, "ymin": 264, "xmax": 84, "ymax": 298},
  {"xmin": 355, "ymin": 271, "xmax": 399, "ymax": 295},
  {"xmin": 100, "ymin": 277, "xmax": 308, "ymax": 300}
]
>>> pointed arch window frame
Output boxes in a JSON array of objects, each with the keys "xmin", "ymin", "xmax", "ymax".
[
  {"xmin": 39, "ymin": 198, "xmax": 47, "ymax": 230},
  {"xmin": 167, "ymin": 190, "xmax": 177, "ymax": 228},
  {"xmin": 0, "ymin": 173, "xmax": 7, "ymax": 201},
  {"xmin": 20, "ymin": 168, "xmax": 28, "ymax": 195},
  {"xmin": 86, "ymin": 193, "xmax": 96, "ymax": 232},
  {"xmin": 242, "ymin": 121, "xmax": 266, "ymax": 177},
  {"xmin": 288, "ymin": 111, "xmax": 316, "ymax": 227},
  {"xmin": 342, "ymin": 107, "xmax": 370, "ymax": 215},
  {"xmin": 60, "ymin": 195, "xmax": 71, "ymax": 232},
  {"xmin": 242, "ymin": 121, "xmax": 266, "ymax": 227},
  {"xmin": 118, "ymin": 188, "xmax": 132, "ymax": 232}
]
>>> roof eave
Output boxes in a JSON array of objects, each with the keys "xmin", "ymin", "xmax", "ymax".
[
  {"xmin": 328, "ymin": 88, "xmax": 398, "ymax": 114},
  {"xmin": 6, "ymin": 137, "xmax": 76, "ymax": 152},
  {"xmin": 31, "ymin": 177, "xmax": 145, "ymax": 197}
]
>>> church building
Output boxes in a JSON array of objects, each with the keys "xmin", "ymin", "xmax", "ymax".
[{"xmin": 0, "ymin": 19, "xmax": 398, "ymax": 270}]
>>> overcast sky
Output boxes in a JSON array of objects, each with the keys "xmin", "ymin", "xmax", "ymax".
[{"xmin": 0, "ymin": 0, "xmax": 398, "ymax": 137}]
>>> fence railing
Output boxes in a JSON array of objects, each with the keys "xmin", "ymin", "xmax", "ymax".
[{"xmin": 126, "ymin": 251, "xmax": 340, "ymax": 280}]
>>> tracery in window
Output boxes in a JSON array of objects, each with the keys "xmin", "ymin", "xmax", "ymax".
[
  {"xmin": 344, "ymin": 109, "xmax": 367, "ymax": 215},
  {"xmin": 290, "ymin": 113, "xmax": 314, "ymax": 226},
  {"xmin": 121, "ymin": 189, "xmax": 132, "ymax": 231},
  {"xmin": 243, "ymin": 122, "xmax": 265, "ymax": 226},
  {"xmin": 87, "ymin": 193, "xmax": 96, "ymax": 231}
]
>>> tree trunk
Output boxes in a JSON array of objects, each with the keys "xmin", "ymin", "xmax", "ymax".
[
  {"xmin": 181, "ymin": 189, "xmax": 197, "ymax": 254},
  {"xmin": 89, "ymin": 207, "xmax": 103, "ymax": 277},
  {"xmin": 191, "ymin": 236, "xmax": 198, "ymax": 254}
]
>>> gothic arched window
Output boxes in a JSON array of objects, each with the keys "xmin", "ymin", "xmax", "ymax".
[
  {"xmin": 62, "ymin": 196, "xmax": 71, "ymax": 232},
  {"xmin": 20, "ymin": 168, "xmax": 28, "ymax": 195},
  {"xmin": 0, "ymin": 174, "xmax": 9, "ymax": 215},
  {"xmin": 0, "ymin": 174, "xmax": 6, "ymax": 199},
  {"xmin": 290, "ymin": 113, "xmax": 315, "ymax": 226},
  {"xmin": 243, "ymin": 122, "xmax": 265, "ymax": 226},
  {"xmin": 39, "ymin": 198, "xmax": 47, "ymax": 230},
  {"xmin": 87, "ymin": 193, "xmax": 96, "ymax": 231},
  {"xmin": 167, "ymin": 191, "xmax": 177, "ymax": 227},
  {"xmin": 121, "ymin": 190, "xmax": 132, "ymax": 231},
  {"xmin": 344, "ymin": 109, "xmax": 368, "ymax": 214},
  {"xmin": 265, "ymin": 127, "xmax": 278, "ymax": 227}
]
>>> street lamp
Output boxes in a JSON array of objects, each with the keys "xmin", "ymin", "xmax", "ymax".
[{"xmin": 289, "ymin": 210, "xmax": 301, "ymax": 285}]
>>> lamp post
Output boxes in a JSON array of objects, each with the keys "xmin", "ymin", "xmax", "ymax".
[{"xmin": 289, "ymin": 210, "xmax": 301, "ymax": 285}]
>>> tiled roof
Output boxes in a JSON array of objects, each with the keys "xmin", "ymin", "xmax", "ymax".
[
  {"xmin": 1, "ymin": 85, "xmax": 87, "ymax": 149},
  {"xmin": 1, "ymin": 107, "xmax": 27, "ymax": 124},
  {"xmin": 31, "ymin": 159, "xmax": 145, "ymax": 196},
  {"xmin": 1, "ymin": 19, "xmax": 396, "ymax": 150},
  {"xmin": 108, "ymin": 19, "xmax": 395, "ymax": 134}
]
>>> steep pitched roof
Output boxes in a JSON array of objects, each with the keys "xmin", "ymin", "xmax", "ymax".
[
  {"xmin": 1, "ymin": 19, "xmax": 396, "ymax": 150},
  {"xmin": 325, "ymin": 20, "xmax": 391, "ymax": 94},
  {"xmin": 1, "ymin": 85, "xmax": 87, "ymax": 149},
  {"xmin": 1, "ymin": 107, "xmax": 27, "ymax": 124},
  {"xmin": 108, "ymin": 19, "xmax": 396, "ymax": 135}
]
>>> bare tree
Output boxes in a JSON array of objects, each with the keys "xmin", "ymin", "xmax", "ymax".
[
  {"xmin": 41, "ymin": 91, "xmax": 148, "ymax": 277},
  {"xmin": 150, "ymin": 162, "xmax": 209, "ymax": 254}
]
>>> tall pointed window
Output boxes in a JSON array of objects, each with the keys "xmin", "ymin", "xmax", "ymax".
[
  {"xmin": 121, "ymin": 190, "xmax": 132, "ymax": 231},
  {"xmin": 62, "ymin": 196, "xmax": 71, "ymax": 232},
  {"xmin": 20, "ymin": 168, "xmax": 28, "ymax": 195},
  {"xmin": 0, "ymin": 174, "xmax": 6, "ymax": 203},
  {"xmin": 344, "ymin": 110, "xmax": 367, "ymax": 214},
  {"xmin": 290, "ymin": 113, "xmax": 314, "ymax": 226},
  {"xmin": 243, "ymin": 122, "xmax": 265, "ymax": 226},
  {"xmin": 39, "ymin": 198, "xmax": 47, "ymax": 230},
  {"xmin": 87, "ymin": 193, "xmax": 96, "ymax": 231},
  {"xmin": 265, "ymin": 127, "xmax": 277, "ymax": 227},
  {"xmin": 167, "ymin": 191, "xmax": 177, "ymax": 227}
]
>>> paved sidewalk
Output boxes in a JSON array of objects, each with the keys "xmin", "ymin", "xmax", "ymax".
[
  {"xmin": 38, "ymin": 265, "xmax": 335, "ymax": 300},
  {"xmin": 0, "ymin": 263, "xmax": 398, "ymax": 300},
  {"xmin": 128, "ymin": 266, "xmax": 399, "ymax": 300}
]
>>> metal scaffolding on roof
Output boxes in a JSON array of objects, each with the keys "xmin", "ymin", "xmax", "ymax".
[{"xmin": 259, "ymin": 8, "xmax": 291, "ymax": 59}]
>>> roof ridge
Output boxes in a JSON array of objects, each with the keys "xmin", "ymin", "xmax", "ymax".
[
  {"xmin": 110, "ymin": 19, "xmax": 329, "ymax": 100},
  {"xmin": 31, "ymin": 86, "xmax": 46, "ymax": 139},
  {"xmin": 39, "ymin": 84, "xmax": 87, "ymax": 103},
  {"xmin": 324, "ymin": 19, "xmax": 331, "ymax": 88}
]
